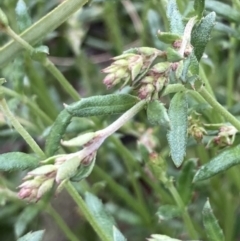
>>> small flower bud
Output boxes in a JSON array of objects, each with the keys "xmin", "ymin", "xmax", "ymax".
[
  {"xmin": 137, "ymin": 47, "xmax": 159, "ymax": 56},
  {"xmin": 102, "ymin": 65, "xmax": 119, "ymax": 74},
  {"xmin": 155, "ymin": 76, "xmax": 167, "ymax": 92},
  {"xmin": 103, "ymin": 73, "xmax": 115, "ymax": 88},
  {"xmin": 130, "ymin": 59, "xmax": 143, "ymax": 80},
  {"xmin": 56, "ymin": 155, "xmax": 82, "ymax": 183},
  {"xmin": 112, "ymin": 53, "xmax": 135, "ymax": 60},
  {"xmin": 37, "ymin": 178, "xmax": 54, "ymax": 200},
  {"xmin": 115, "ymin": 68, "xmax": 128, "ymax": 79},
  {"xmin": 18, "ymin": 177, "xmax": 44, "ymax": 189},
  {"xmin": 138, "ymin": 84, "xmax": 155, "ymax": 100},
  {"xmin": 151, "ymin": 62, "xmax": 170, "ymax": 74},
  {"xmin": 61, "ymin": 132, "xmax": 96, "ymax": 147},
  {"xmin": 141, "ymin": 76, "xmax": 154, "ymax": 84},
  {"xmin": 28, "ymin": 165, "xmax": 57, "ymax": 177},
  {"xmin": 18, "ymin": 188, "xmax": 32, "ymax": 199},
  {"xmin": 112, "ymin": 59, "xmax": 128, "ymax": 66}
]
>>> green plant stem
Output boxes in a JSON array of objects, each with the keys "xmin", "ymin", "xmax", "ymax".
[
  {"xmin": 43, "ymin": 59, "xmax": 80, "ymax": 101},
  {"xmin": 46, "ymin": 204, "xmax": 80, "ymax": 241},
  {"xmin": 199, "ymin": 87, "xmax": 240, "ymax": 131},
  {"xmin": 2, "ymin": 86, "xmax": 53, "ymax": 125},
  {"xmin": 5, "ymin": 26, "xmax": 80, "ymax": 101},
  {"xmin": 199, "ymin": 65, "xmax": 215, "ymax": 97},
  {"xmin": 0, "ymin": 0, "xmax": 89, "ymax": 67},
  {"xmin": 65, "ymin": 181, "xmax": 112, "ymax": 241},
  {"xmin": 0, "ymin": 97, "xmax": 45, "ymax": 158},
  {"xmin": 166, "ymin": 180, "xmax": 198, "ymax": 239},
  {"xmin": 227, "ymin": 32, "xmax": 235, "ymax": 108}
]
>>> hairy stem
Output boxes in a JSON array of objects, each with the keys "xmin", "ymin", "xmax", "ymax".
[{"xmin": 199, "ymin": 87, "xmax": 240, "ymax": 131}]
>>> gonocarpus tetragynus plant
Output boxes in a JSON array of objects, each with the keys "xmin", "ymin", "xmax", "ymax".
[{"xmin": 0, "ymin": 0, "xmax": 239, "ymax": 240}]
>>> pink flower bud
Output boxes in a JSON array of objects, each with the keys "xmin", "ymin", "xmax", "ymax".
[
  {"xmin": 138, "ymin": 84, "xmax": 155, "ymax": 99},
  {"xmin": 103, "ymin": 73, "xmax": 115, "ymax": 88},
  {"xmin": 18, "ymin": 188, "xmax": 32, "ymax": 199}
]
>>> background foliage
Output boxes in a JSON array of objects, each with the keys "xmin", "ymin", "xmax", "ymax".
[{"xmin": 0, "ymin": 0, "xmax": 240, "ymax": 240}]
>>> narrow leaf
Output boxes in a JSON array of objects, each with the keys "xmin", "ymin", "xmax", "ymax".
[
  {"xmin": 166, "ymin": 0, "xmax": 184, "ymax": 35},
  {"xmin": 167, "ymin": 92, "xmax": 188, "ymax": 167},
  {"xmin": 202, "ymin": 200, "xmax": 225, "ymax": 241},
  {"xmin": 113, "ymin": 226, "xmax": 127, "ymax": 241},
  {"xmin": 147, "ymin": 100, "xmax": 170, "ymax": 127},
  {"xmin": 67, "ymin": 94, "xmax": 139, "ymax": 117},
  {"xmin": 206, "ymin": 1, "xmax": 240, "ymax": 23},
  {"xmin": 45, "ymin": 109, "xmax": 72, "ymax": 157},
  {"xmin": 157, "ymin": 31, "xmax": 182, "ymax": 44},
  {"xmin": 15, "ymin": 0, "xmax": 32, "ymax": 32},
  {"xmin": 177, "ymin": 159, "xmax": 197, "ymax": 204},
  {"xmin": 14, "ymin": 206, "xmax": 39, "ymax": 237},
  {"xmin": 194, "ymin": 0, "xmax": 205, "ymax": 19},
  {"xmin": 191, "ymin": 12, "xmax": 216, "ymax": 61},
  {"xmin": 193, "ymin": 145, "xmax": 240, "ymax": 182},
  {"xmin": 17, "ymin": 230, "xmax": 45, "ymax": 241},
  {"xmin": 0, "ymin": 152, "xmax": 39, "ymax": 171},
  {"xmin": 148, "ymin": 234, "xmax": 181, "ymax": 241},
  {"xmin": 85, "ymin": 192, "xmax": 116, "ymax": 240}
]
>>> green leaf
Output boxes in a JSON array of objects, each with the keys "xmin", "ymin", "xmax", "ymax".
[
  {"xmin": 45, "ymin": 109, "xmax": 72, "ymax": 157},
  {"xmin": 113, "ymin": 226, "xmax": 127, "ymax": 241},
  {"xmin": 156, "ymin": 205, "xmax": 181, "ymax": 221},
  {"xmin": 206, "ymin": 1, "xmax": 240, "ymax": 23},
  {"xmin": 167, "ymin": 92, "xmax": 188, "ymax": 167},
  {"xmin": 193, "ymin": 145, "xmax": 240, "ymax": 182},
  {"xmin": 14, "ymin": 206, "xmax": 39, "ymax": 237},
  {"xmin": 85, "ymin": 192, "xmax": 116, "ymax": 240},
  {"xmin": 15, "ymin": 0, "xmax": 32, "ymax": 32},
  {"xmin": 147, "ymin": 100, "xmax": 170, "ymax": 127},
  {"xmin": 166, "ymin": 47, "xmax": 183, "ymax": 62},
  {"xmin": 157, "ymin": 31, "xmax": 182, "ymax": 44},
  {"xmin": 66, "ymin": 94, "xmax": 139, "ymax": 117},
  {"xmin": 0, "ymin": 152, "xmax": 39, "ymax": 171},
  {"xmin": 194, "ymin": 0, "xmax": 205, "ymax": 19},
  {"xmin": 177, "ymin": 159, "xmax": 197, "ymax": 204},
  {"xmin": 191, "ymin": 12, "xmax": 216, "ymax": 61},
  {"xmin": 166, "ymin": 0, "xmax": 184, "ymax": 35},
  {"xmin": 148, "ymin": 234, "xmax": 181, "ymax": 241},
  {"xmin": 202, "ymin": 200, "xmax": 225, "ymax": 241},
  {"xmin": 70, "ymin": 154, "xmax": 96, "ymax": 182},
  {"xmin": 17, "ymin": 230, "xmax": 45, "ymax": 241}
]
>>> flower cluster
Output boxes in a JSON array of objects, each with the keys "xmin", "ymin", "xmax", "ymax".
[
  {"xmin": 102, "ymin": 46, "xmax": 185, "ymax": 100},
  {"xmin": 206, "ymin": 124, "xmax": 238, "ymax": 148},
  {"xmin": 188, "ymin": 114, "xmax": 207, "ymax": 142},
  {"xmin": 18, "ymin": 132, "xmax": 99, "ymax": 202},
  {"xmin": 17, "ymin": 154, "xmax": 83, "ymax": 202}
]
